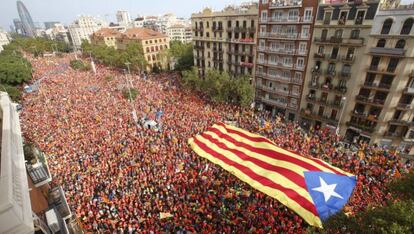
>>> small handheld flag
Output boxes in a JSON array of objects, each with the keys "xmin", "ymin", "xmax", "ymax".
[{"xmin": 188, "ymin": 123, "xmax": 356, "ymax": 227}]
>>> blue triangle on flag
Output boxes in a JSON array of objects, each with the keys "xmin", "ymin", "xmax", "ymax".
[{"xmin": 304, "ymin": 171, "xmax": 356, "ymax": 221}]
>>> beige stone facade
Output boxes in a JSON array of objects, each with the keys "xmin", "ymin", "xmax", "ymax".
[{"xmin": 191, "ymin": 4, "xmax": 258, "ymax": 79}]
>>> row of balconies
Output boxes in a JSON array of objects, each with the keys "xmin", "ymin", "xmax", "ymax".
[
  {"xmin": 258, "ymin": 46, "xmax": 308, "ymax": 56},
  {"xmin": 261, "ymin": 97, "xmax": 298, "ymax": 110},
  {"xmin": 305, "ymin": 96, "xmax": 343, "ymax": 109},
  {"xmin": 226, "ymin": 27, "xmax": 256, "ymax": 33},
  {"xmin": 259, "ymin": 32, "xmax": 310, "ymax": 40},
  {"xmin": 257, "ymin": 60, "xmax": 305, "ymax": 71},
  {"xmin": 269, "ymin": 0, "xmax": 302, "ymax": 8},
  {"xmin": 314, "ymin": 36, "xmax": 364, "ymax": 46},
  {"xmin": 261, "ymin": 16, "xmax": 313, "ymax": 24},
  {"xmin": 227, "ymin": 49, "xmax": 254, "ymax": 56},
  {"xmin": 313, "ymin": 53, "xmax": 355, "ymax": 64},
  {"xmin": 256, "ymin": 71, "xmax": 303, "ymax": 85},
  {"xmin": 312, "ymin": 68, "xmax": 351, "ymax": 79},
  {"xmin": 301, "ymin": 108, "xmax": 339, "ymax": 125},
  {"xmin": 257, "ymin": 84, "xmax": 301, "ymax": 97},
  {"xmin": 308, "ymin": 81, "xmax": 347, "ymax": 94},
  {"xmin": 362, "ymin": 82, "xmax": 392, "ymax": 91},
  {"xmin": 356, "ymin": 95, "xmax": 386, "ymax": 106}
]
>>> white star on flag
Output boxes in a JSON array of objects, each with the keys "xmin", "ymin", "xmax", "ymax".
[{"xmin": 312, "ymin": 177, "xmax": 343, "ymax": 202}]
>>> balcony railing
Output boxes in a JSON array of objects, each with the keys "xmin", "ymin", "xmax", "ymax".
[
  {"xmin": 228, "ymin": 38, "xmax": 255, "ymax": 44},
  {"xmin": 26, "ymin": 161, "xmax": 52, "ymax": 187},
  {"xmin": 268, "ymin": 61, "xmax": 293, "ymax": 69},
  {"xmin": 397, "ymin": 102, "xmax": 412, "ymax": 109},
  {"xmin": 314, "ymin": 37, "xmax": 364, "ymax": 45},
  {"xmin": 369, "ymin": 47, "xmax": 406, "ymax": 57},
  {"xmin": 48, "ymin": 186, "xmax": 72, "ymax": 220},
  {"xmin": 258, "ymin": 85, "xmax": 289, "ymax": 95},
  {"xmin": 269, "ymin": 0, "xmax": 302, "ymax": 8},
  {"xmin": 363, "ymin": 82, "xmax": 391, "ymax": 90},
  {"xmin": 346, "ymin": 121, "xmax": 375, "ymax": 133},
  {"xmin": 356, "ymin": 95, "xmax": 386, "ymax": 106},
  {"xmin": 341, "ymin": 55, "xmax": 355, "ymax": 63},
  {"xmin": 257, "ymin": 72, "xmax": 300, "ymax": 84},
  {"xmin": 301, "ymin": 109, "xmax": 338, "ymax": 125},
  {"xmin": 259, "ymin": 32, "xmax": 308, "ymax": 40},
  {"xmin": 240, "ymin": 61, "xmax": 254, "ymax": 68},
  {"xmin": 267, "ymin": 16, "xmax": 313, "ymax": 23},
  {"xmin": 261, "ymin": 97, "xmax": 288, "ymax": 107},
  {"xmin": 314, "ymin": 53, "xmax": 325, "ymax": 59}
]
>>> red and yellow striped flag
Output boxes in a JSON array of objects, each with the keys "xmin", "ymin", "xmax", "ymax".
[{"xmin": 188, "ymin": 123, "xmax": 356, "ymax": 228}]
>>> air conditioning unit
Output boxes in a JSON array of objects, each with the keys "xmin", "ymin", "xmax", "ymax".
[{"xmin": 46, "ymin": 209, "xmax": 60, "ymax": 233}]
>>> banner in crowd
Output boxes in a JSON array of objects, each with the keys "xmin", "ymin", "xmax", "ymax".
[{"xmin": 188, "ymin": 123, "xmax": 356, "ymax": 227}]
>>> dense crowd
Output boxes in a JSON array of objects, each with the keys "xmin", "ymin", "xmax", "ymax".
[{"xmin": 21, "ymin": 55, "xmax": 412, "ymax": 233}]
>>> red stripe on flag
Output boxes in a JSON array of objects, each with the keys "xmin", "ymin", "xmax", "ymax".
[
  {"xmin": 193, "ymin": 137, "xmax": 319, "ymax": 216},
  {"xmin": 207, "ymin": 127, "xmax": 323, "ymax": 172},
  {"xmin": 201, "ymin": 133, "xmax": 307, "ymax": 189},
  {"xmin": 216, "ymin": 123, "xmax": 345, "ymax": 175}
]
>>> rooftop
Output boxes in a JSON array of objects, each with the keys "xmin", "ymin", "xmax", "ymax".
[{"xmin": 124, "ymin": 28, "xmax": 168, "ymax": 40}]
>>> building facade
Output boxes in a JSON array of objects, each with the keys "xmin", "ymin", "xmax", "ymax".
[
  {"xmin": 167, "ymin": 24, "xmax": 192, "ymax": 43},
  {"xmin": 92, "ymin": 28, "xmax": 170, "ymax": 71},
  {"xmin": 255, "ymin": 0, "xmax": 318, "ymax": 121},
  {"xmin": 192, "ymin": 3, "xmax": 258, "ymax": 79},
  {"xmin": 0, "ymin": 92, "xmax": 81, "ymax": 233},
  {"xmin": 300, "ymin": 0, "xmax": 381, "ymax": 132},
  {"xmin": 0, "ymin": 28, "xmax": 10, "ymax": 52},
  {"xmin": 68, "ymin": 16, "xmax": 107, "ymax": 50},
  {"xmin": 116, "ymin": 10, "xmax": 132, "ymax": 27},
  {"xmin": 16, "ymin": 0, "xmax": 36, "ymax": 37},
  {"xmin": 344, "ymin": 3, "xmax": 414, "ymax": 156}
]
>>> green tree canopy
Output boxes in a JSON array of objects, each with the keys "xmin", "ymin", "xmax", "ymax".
[{"xmin": 169, "ymin": 40, "xmax": 194, "ymax": 71}]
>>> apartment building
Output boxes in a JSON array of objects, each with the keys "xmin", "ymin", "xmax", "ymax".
[
  {"xmin": 191, "ymin": 3, "xmax": 258, "ymax": 79},
  {"xmin": 167, "ymin": 24, "xmax": 192, "ymax": 43},
  {"xmin": 255, "ymin": 0, "xmax": 318, "ymax": 121},
  {"xmin": 0, "ymin": 28, "xmax": 10, "ymax": 52},
  {"xmin": 344, "ymin": 3, "xmax": 414, "ymax": 156},
  {"xmin": 68, "ymin": 16, "xmax": 107, "ymax": 50},
  {"xmin": 0, "ymin": 92, "xmax": 81, "ymax": 233},
  {"xmin": 300, "ymin": 0, "xmax": 380, "ymax": 132}
]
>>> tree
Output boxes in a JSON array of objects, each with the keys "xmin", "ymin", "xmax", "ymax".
[
  {"xmin": 122, "ymin": 88, "xmax": 139, "ymax": 101},
  {"xmin": 169, "ymin": 40, "xmax": 193, "ymax": 71}
]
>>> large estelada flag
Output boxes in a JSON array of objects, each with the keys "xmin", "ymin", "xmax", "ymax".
[{"xmin": 188, "ymin": 123, "xmax": 356, "ymax": 228}]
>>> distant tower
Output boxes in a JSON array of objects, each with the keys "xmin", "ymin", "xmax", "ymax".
[{"xmin": 16, "ymin": 1, "xmax": 36, "ymax": 37}]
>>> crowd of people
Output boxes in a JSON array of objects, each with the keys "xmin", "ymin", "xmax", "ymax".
[{"xmin": 20, "ymin": 54, "xmax": 413, "ymax": 233}]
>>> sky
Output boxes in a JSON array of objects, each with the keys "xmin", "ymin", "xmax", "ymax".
[{"xmin": 0, "ymin": 0, "xmax": 248, "ymax": 31}]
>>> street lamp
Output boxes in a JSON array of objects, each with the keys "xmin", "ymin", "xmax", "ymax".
[
  {"xmin": 124, "ymin": 62, "xmax": 138, "ymax": 123},
  {"xmin": 336, "ymin": 96, "xmax": 347, "ymax": 135}
]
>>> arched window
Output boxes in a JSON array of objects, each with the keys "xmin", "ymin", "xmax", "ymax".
[
  {"xmin": 376, "ymin": 39, "xmax": 386, "ymax": 47},
  {"xmin": 395, "ymin": 39, "xmax": 406, "ymax": 49},
  {"xmin": 381, "ymin": 18, "xmax": 393, "ymax": 34},
  {"xmin": 401, "ymin": 18, "xmax": 414, "ymax": 35}
]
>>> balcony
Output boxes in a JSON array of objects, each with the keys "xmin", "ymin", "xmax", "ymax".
[
  {"xmin": 389, "ymin": 119, "xmax": 414, "ymax": 127},
  {"xmin": 403, "ymin": 86, "xmax": 414, "ymax": 95},
  {"xmin": 212, "ymin": 27, "xmax": 224, "ymax": 32},
  {"xmin": 269, "ymin": 0, "xmax": 302, "ymax": 8},
  {"xmin": 369, "ymin": 47, "xmax": 406, "ymax": 57},
  {"xmin": 212, "ymin": 57, "xmax": 224, "ymax": 63},
  {"xmin": 367, "ymin": 65, "xmax": 397, "ymax": 75},
  {"xmin": 261, "ymin": 97, "xmax": 288, "ymax": 108},
  {"xmin": 258, "ymin": 85, "xmax": 289, "ymax": 96},
  {"xmin": 314, "ymin": 52, "xmax": 325, "ymax": 59},
  {"xmin": 212, "ymin": 47, "xmax": 223, "ymax": 52},
  {"xmin": 26, "ymin": 153, "xmax": 52, "ymax": 187},
  {"xmin": 341, "ymin": 55, "xmax": 355, "ymax": 64},
  {"xmin": 363, "ymin": 82, "xmax": 391, "ymax": 91},
  {"xmin": 267, "ymin": 16, "xmax": 313, "ymax": 24},
  {"xmin": 356, "ymin": 95, "xmax": 386, "ymax": 106},
  {"xmin": 334, "ymin": 86, "xmax": 347, "ymax": 94},
  {"xmin": 346, "ymin": 121, "xmax": 375, "ymax": 133},
  {"xmin": 340, "ymin": 70, "xmax": 351, "ymax": 79},
  {"xmin": 240, "ymin": 61, "xmax": 254, "ymax": 68},
  {"xmin": 314, "ymin": 37, "xmax": 364, "ymax": 46},
  {"xmin": 259, "ymin": 32, "xmax": 308, "ymax": 40},
  {"xmin": 194, "ymin": 45, "xmax": 204, "ymax": 50},
  {"xmin": 268, "ymin": 61, "xmax": 293, "ymax": 69},
  {"xmin": 308, "ymin": 81, "xmax": 319, "ymax": 89},
  {"xmin": 228, "ymin": 38, "xmax": 255, "ymax": 44},
  {"xmin": 325, "ymin": 69, "xmax": 337, "ymax": 77},
  {"xmin": 228, "ymin": 49, "xmax": 252, "ymax": 56},
  {"xmin": 385, "ymin": 131, "xmax": 404, "ymax": 138},
  {"xmin": 320, "ymin": 83, "xmax": 333, "ymax": 91},
  {"xmin": 397, "ymin": 102, "xmax": 412, "ymax": 110},
  {"xmin": 48, "ymin": 186, "xmax": 72, "ymax": 220},
  {"xmin": 301, "ymin": 109, "xmax": 338, "ymax": 125}
]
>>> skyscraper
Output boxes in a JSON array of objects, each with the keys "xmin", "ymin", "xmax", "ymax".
[{"xmin": 16, "ymin": 1, "xmax": 36, "ymax": 37}]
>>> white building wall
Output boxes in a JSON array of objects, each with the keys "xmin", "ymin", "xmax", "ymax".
[
  {"xmin": 0, "ymin": 92, "xmax": 34, "ymax": 234},
  {"xmin": 68, "ymin": 16, "xmax": 107, "ymax": 49},
  {"xmin": 0, "ymin": 29, "xmax": 10, "ymax": 52}
]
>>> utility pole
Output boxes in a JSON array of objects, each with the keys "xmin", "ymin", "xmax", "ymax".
[
  {"xmin": 336, "ymin": 97, "xmax": 347, "ymax": 136},
  {"xmin": 125, "ymin": 62, "xmax": 138, "ymax": 123}
]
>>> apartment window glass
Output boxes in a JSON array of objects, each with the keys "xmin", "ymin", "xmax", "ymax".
[
  {"xmin": 334, "ymin": 29, "xmax": 343, "ymax": 38},
  {"xmin": 321, "ymin": 29, "xmax": 328, "ymax": 40},
  {"xmin": 284, "ymin": 57, "xmax": 292, "ymax": 66},
  {"xmin": 395, "ymin": 39, "xmax": 406, "ymax": 49},
  {"xmin": 273, "ymin": 11, "xmax": 283, "ymax": 21},
  {"xmin": 297, "ymin": 58, "xmax": 304, "ymax": 68},
  {"xmin": 355, "ymin": 11, "xmax": 365, "ymax": 25},
  {"xmin": 270, "ymin": 55, "xmax": 277, "ymax": 64},
  {"xmin": 381, "ymin": 19, "xmax": 393, "ymax": 34},
  {"xmin": 299, "ymin": 42, "xmax": 307, "ymax": 54},
  {"xmin": 376, "ymin": 39, "xmax": 386, "ymax": 47},
  {"xmin": 259, "ymin": 40, "xmax": 265, "ymax": 48},
  {"xmin": 304, "ymin": 8, "xmax": 313, "ymax": 22},
  {"xmin": 301, "ymin": 26, "xmax": 310, "ymax": 38},
  {"xmin": 258, "ymin": 53, "xmax": 265, "ymax": 62},
  {"xmin": 295, "ymin": 72, "xmax": 302, "ymax": 82},
  {"xmin": 324, "ymin": 12, "xmax": 332, "ymax": 24},
  {"xmin": 401, "ymin": 18, "xmax": 413, "ymax": 35},
  {"xmin": 350, "ymin": 29, "xmax": 360, "ymax": 39},
  {"xmin": 261, "ymin": 10, "xmax": 268, "ymax": 22},
  {"xmin": 288, "ymin": 10, "xmax": 299, "ymax": 20}
]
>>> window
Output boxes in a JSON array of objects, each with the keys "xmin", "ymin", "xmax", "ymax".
[
  {"xmin": 321, "ymin": 29, "xmax": 328, "ymax": 41},
  {"xmin": 261, "ymin": 10, "xmax": 268, "ymax": 22},
  {"xmin": 301, "ymin": 26, "xmax": 310, "ymax": 38},
  {"xmin": 395, "ymin": 39, "xmax": 405, "ymax": 49},
  {"xmin": 324, "ymin": 12, "xmax": 332, "ymax": 25},
  {"xmin": 297, "ymin": 58, "xmax": 304, "ymax": 69},
  {"xmin": 299, "ymin": 43, "xmax": 307, "ymax": 54},
  {"xmin": 304, "ymin": 8, "xmax": 313, "ymax": 22},
  {"xmin": 401, "ymin": 18, "xmax": 414, "ymax": 35},
  {"xmin": 259, "ymin": 40, "xmax": 265, "ymax": 48},
  {"xmin": 288, "ymin": 10, "xmax": 299, "ymax": 21},
  {"xmin": 334, "ymin": 29, "xmax": 343, "ymax": 38},
  {"xmin": 355, "ymin": 11, "xmax": 365, "ymax": 25},
  {"xmin": 387, "ymin": 58, "xmax": 399, "ymax": 72},
  {"xmin": 350, "ymin": 29, "xmax": 360, "ymax": 39},
  {"xmin": 339, "ymin": 11, "xmax": 348, "ymax": 25},
  {"xmin": 331, "ymin": 47, "xmax": 339, "ymax": 59},
  {"xmin": 273, "ymin": 11, "xmax": 283, "ymax": 21},
  {"xmin": 381, "ymin": 18, "xmax": 393, "ymax": 35},
  {"xmin": 376, "ymin": 39, "xmax": 386, "ymax": 47}
]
